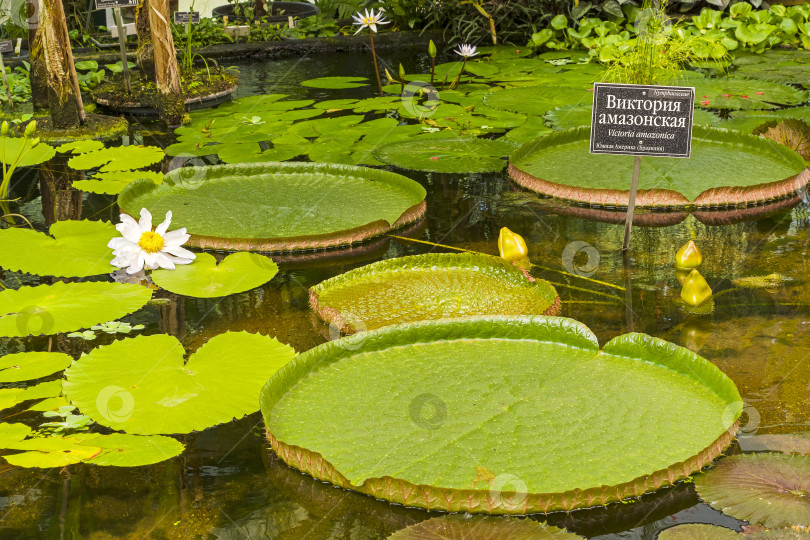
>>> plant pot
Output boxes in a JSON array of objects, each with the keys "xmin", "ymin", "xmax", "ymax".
[
  {"xmin": 211, "ymin": 0, "xmax": 319, "ymax": 23},
  {"xmin": 224, "ymin": 25, "xmax": 250, "ymax": 39}
]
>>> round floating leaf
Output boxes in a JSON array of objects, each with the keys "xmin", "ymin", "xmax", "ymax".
[
  {"xmin": 0, "ymin": 219, "xmax": 116, "ymax": 277},
  {"xmin": 55, "ymin": 140, "xmax": 104, "ymax": 154},
  {"xmin": 484, "ymin": 86, "xmax": 593, "ymax": 116},
  {"xmin": 0, "ymin": 282, "xmax": 152, "ymax": 337},
  {"xmin": 0, "ymin": 380, "xmax": 62, "ymax": 410},
  {"xmin": 693, "ymin": 78, "xmax": 808, "ymax": 110},
  {"xmin": 387, "ymin": 515, "xmax": 584, "ymax": 539},
  {"xmin": 301, "ymin": 76, "xmax": 369, "ymax": 89},
  {"xmin": 67, "ymin": 145, "xmax": 164, "ymax": 172},
  {"xmin": 310, "ymin": 253, "xmax": 559, "ymax": 333},
  {"xmin": 0, "ymin": 352, "xmax": 72, "ymax": 382},
  {"xmin": 374, "ymin": 135, "xmax": 516, "ymax": 173},
  {"xmin": 723, "ymin": 106, "xmax": 810, "ymax": 134},
  {"xmin": 0, "ymin": 138, "xmax": 56, "ymax": 167},
  {"xmin": 262, "ymin": 316, "xmax": 741, "ymax": 514},
  {"xmin": 510, "ymin": 127, "xmax": 807, "ymax": 206},
  {"xmin": 313, "ymin": 98, "xmax": 360, "ymax": 111},
  {"xmin": 151, "ymin": 252, "xmax": 278, "ymax": 298},
  {"xmin": 74, "ymin": 170, "xmax": 164, "ymax": 195},
  {"xmin": 118, "ymin": 162, "xmax": 426, "ymax": 252},
  {"xmin": 695, "ymin": 453, "xmax": 810, "ymax": 529},
  {"xmin": 63, "ymin": 331, "xmax": 297, "ymax": 434},
  {"xmin": 80, "ymin": 433, "xmax": 184, "ymax": 467},
  {"xmin": 744, "ymin": 530, "xmax": 810, "ymax": 539},
  {"xmin": 657, "ymin": 524, "xmax": 739, "ymax": 540}
]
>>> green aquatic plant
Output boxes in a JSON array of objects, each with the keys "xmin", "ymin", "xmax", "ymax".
[
  {"xmin": 0, "ymin": 282, "xmax": 152, "ymax": 338},
  {"xmin": 68, "ymin": 321, "xmax": 145, "ymax": 340},
  {"xmin": 262, "ymin": 316, "xmax": 741, "ymax": 514},
  {"xmin": 352, "ymin": 9, "xmax": 390, "ymax": 95},
  {"xmin": 0, "ymin": 352, "xmax": 72, "ymax": 383},
  {"xmin": 695, "ymin": 453, "xmax": 810, "ymax": 529},
  {"xmin": 0, "ymin": 121, "xmax": 55, "ymax": 202},
  {"xmin": 0, "ymin": 380, "xmax": 62, "ymax": 411},
  {"xmin": 374, "ymin": 134, "xmax": 517, "ymax": 173},
  {"xmin": 63, "ymin": 331, "xmax": 296, "ymax": 434},
  {"xmin": 39, "ymin": 406, "xmax": 93, "ymax": 435},
  {"xmin": 387, "ymin": 515, "xmax": 584, "ymax": 539},
  {"xmin": 151, "ymin": 252, "xmax": 278, "ymax": 298}
]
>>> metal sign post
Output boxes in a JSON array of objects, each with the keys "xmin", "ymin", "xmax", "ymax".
[
  {"xmin": 590, "ymin": 82, "xmax": 695, "ymax": 251},
  {"xmin": 96, "ymin": 0, "xmax": 139, "ymax": 93}
]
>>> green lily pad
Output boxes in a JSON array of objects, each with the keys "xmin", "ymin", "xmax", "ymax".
[
  {"xmin": 261, "ymin": 316, "xmax": 741, "ymax": 514},
  {"xmin": 0, "ymin": 380, "xmax": 62, "ymax": 410},
  {"xmin": 3, "ymin": 433, "xmax": 102, "ymax": 467},
  {"xmin": 352, "ymin": 96, "xmax": 402, "ymax": 113},
  {"xmin": 387, "ymin": 516, "xmax": 584, "ymax": 539},
  {"xmin": 118, "ymin": 162, "xmax": 426, "ymax": 252},
  {"xmin": 301, "ymin": 76, "xmax": 369, "ymax": 89},
  {"xmin": 310, "ymin": 253, "xmax": 559, "ymax": 333},
  {"xmin": 0, "ymin": 352, "xmax": 72, "ymax": 382},
  {"xmin": 657, "ymin": 524, "xmax": 739, "ymax": 540},
  {"xmin": 0, "ymin": 138, "xmax": 56, "ymax": 167},
  {"xmin": 693, "ymin": 78, "xmax": 809, "ymax": 110},
  {"xmin": 505, "ymin": 117, "xmax": 554, "ymax": 144},
  {"xmin": 694, "ymin": 453, "xmax": 810, "ymax": 529},
  {"xmin": 743, "ymin": 530, "xmax": 810, "ymax": 539},
  {"xmin": 74, "ymin": 170, "xmax": 164, "ymax": 195},
  {"xmin": 509, "ymin": 127, "xmax": 807, "ymax": 206},
  {"xmin": 0, "ymin": 282, "xmax": 152, "ymax": 337},
  {"xmin": 484, "ymin": 86, "xmax": 593, "ymax": 116},
  {"xmin": 312, "ymin": 98, "xmax": 360, "ymax": 111},
  {"xmin": 0, "ymin": 219, "xmax": 116, "ymax": 277},
  {"xmin": 55, "ymin": 140, "xmax": 104, "ymax": 154},
  {"xmin": 151, "ymin": 252, "xmax": 278, "ymax": 298},
  {"xmin": 63, "ymin": 331, "xmax": 297, "ymax": 434},
  {"xmin": 67, "ymin": 145, "xmax": 164, "ymax": 172},
  {"xmin": 374, "ymin": 135, "xmax": 516, "ymax": 173},
  {"xmin": 80, "ymin": 433, "xmax": 184, "ymax": 467},
  {"xmin": 733, "ymin": 49, "xmax": 810, "ymax": 88},
  {"xmin": 722, "ymin": 107, "xmax": 810, "ymax": 134}
]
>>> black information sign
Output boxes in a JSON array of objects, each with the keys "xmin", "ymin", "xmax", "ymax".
[
  {"xmin": 0, "ymin": 41, "xmax": 13, "ymax": 54},
  {"xmin": 590, "ymin": 82, "xmax": 695, "ymax": 159},
  {"xmin": 174, "ymin": 11, "xmax": 200, "ymax": 23},
  {"xmin": 96, "ymin": 0, "xmax": 138, "ymax": 9}
]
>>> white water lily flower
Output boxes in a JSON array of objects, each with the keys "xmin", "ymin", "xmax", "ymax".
[
  {"xmin": 352, "ymin": 8, "xmax": 389, "ymax": 34},
  {"xmin": 108, "ymin": 208, "xmax": 196, "ymax": 274},
  {"xmin": 454, "ymin": 44, "xmax": 478, "ymax": 58}
]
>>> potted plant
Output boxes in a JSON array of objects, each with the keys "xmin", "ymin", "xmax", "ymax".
[{"xmin": 212, "ymin": 0, "xmax": 319, "ymax": 23}]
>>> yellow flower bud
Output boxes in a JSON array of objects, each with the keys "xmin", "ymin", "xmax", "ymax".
[
  {"xmin": 24, "ymin": 120, "xmax": 37, "ymax": 138},
  {"xmin": 498, "ymin": 227, "xmax": 528, "ymax": 262},
  {"xmin": 675, "ymin": 239, "xmax": 702, "ymax": 270},
  {"xmin": 29, "ymin": 137, "xmax": 40, "ymax": 147},
  {"xmin": 0, "ymin": 121, "xmax": 8, "ymax": 136},
  {"xmin": 680, "ymin": 269, "xmax": 712, "ymax": 307},
  {"xmin": 428, "ymin": 40, "xmax": 437, "ymax": 58}
]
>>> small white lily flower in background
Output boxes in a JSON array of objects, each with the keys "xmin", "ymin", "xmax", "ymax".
[
  {"xmin": 108, "ymin": 208, "xmax": 196, "ymax": 274},
  {"xmin": 352, "ymin": 8, "xmax": 389, "ymax": 34},
  {"xmin": 454, "ymin": 44, "xmax": 479, "ymax": 58}
]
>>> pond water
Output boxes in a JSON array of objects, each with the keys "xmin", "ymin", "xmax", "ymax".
[{"xmin": 1, "ymin": 48, "xmax": 809, "ymax": 538}]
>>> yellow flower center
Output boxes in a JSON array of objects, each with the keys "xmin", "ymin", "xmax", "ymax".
[{"xmin": 137, "ymin": 231, "xmax": 165, "ymax": 254}]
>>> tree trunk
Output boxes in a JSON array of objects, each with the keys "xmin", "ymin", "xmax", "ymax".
[
  {"xmin": 148, "ymin": 0, "xmax": 184, "ymax": 125},
  {"xmin": 135, "ymin": 0, "xmax": 156, "ymax": 80},
  {"xmin": 27, "ymin": 0, "xmax": 48, "ymax": 108},
  {"xmin": 41, "ymin": 0, "xmax": 86, "ymax": 129}
]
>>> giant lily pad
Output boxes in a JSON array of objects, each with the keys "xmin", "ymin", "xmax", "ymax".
[
  {"xmin": 374, "ymin": 136, "xmax": 516, "ymax": 173},
  {"xmin": 744, "ymin": 530, "xmax": 810, "ymax": 539},
  {"xmin": 387, "ymin": 516, "xmax": 584, "ymax": 539},
  {"xmin": 118, "ymin": 162, "xmax": 426, "ymax": 252},
  {"xmin": 657, "ymin": 524, "xmax": 739, "ymax": 540},
  {"xmin": 0, "ymin": 282, "xmax": 152, "ymax": 337},
  {"xmin": 0, "ymin": 220, "xmax": 116, "ymax": 277},
  {"xmin": 694, "ymin": 453, "xmax": 810, "ymax": 529},
  {"xmin": 151, "ymin": 252, "xmax": 278, "ymax": 298},
  {"xmin": 310, "ymin": 253, "xmax": 559, "ymax": 333},
  {"xmin": 0, "ymin": 352, "xmax": 72, "ymax": 382},
  {"xmin": 693, "ymin": 78, "xmax": 808, "ymax": 110},
  {"xmin": 261, "ymin": 316, "xmax": 742, "ymax": 514},
  {"xmin": 509, "ymin": 127, "xmax": 808, "ymax": 208},
  {"xmin": 63, "ymin": 331, "xmax": 297, "ymax": 434}
]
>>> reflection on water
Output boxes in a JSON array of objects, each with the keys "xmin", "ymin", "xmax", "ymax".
[{"xmin": 1, "ymin": 49, "xmax": 809, "ymax": 538}]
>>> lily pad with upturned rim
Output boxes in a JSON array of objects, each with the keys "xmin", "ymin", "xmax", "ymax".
[
  {"xmin": 63, "ymin": 331, "xmax": 297, "ymax": 435},
  {"xmin": 694, "ymin": 453, "xmax": 810, "ymax": 529},
  {"xmin": 118, "ymin": 162, "xmax": 426, "ymax": 252},
  {"xmin": 386, "ymin": 515, "xmax": 584, "ymax": 539},
  {"xmin": 151, "ymin": 252, "xmax": 278, "ymax": 298},
  {"xmin": 0, "ymin": 219, "xmax": 116, "ymax": 277},
  {"xmin": 310, "ymin": 253, "xmax": 560, "ymax": 333},
  {"xmin": 657, "ymin": 524, "xmax": 739, "ymax": 540},
  {"xmin": 261, "ymin": 316, "xmax": 741, "ymax": 514},
  {"xmin": 509, "ymin": 127, "xmax": 808, "ymax": 208},
  {"xmin": 0, "ymin": 282, "xmax": 152, "ymax": 338}
]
